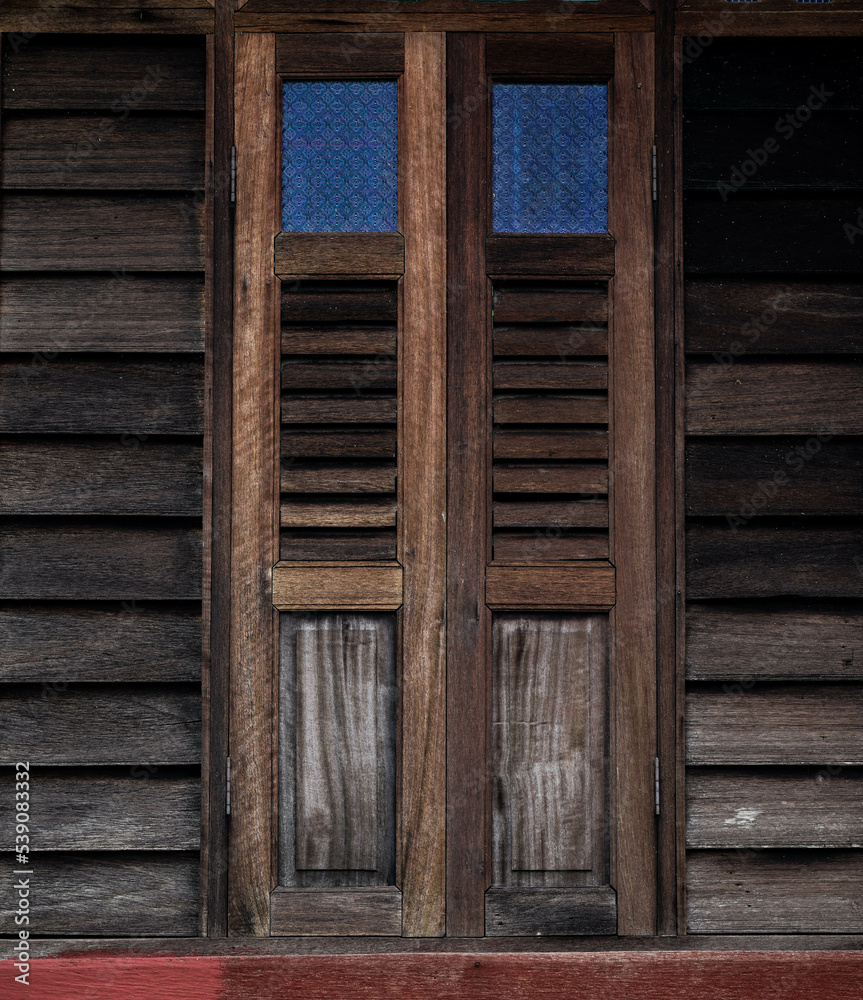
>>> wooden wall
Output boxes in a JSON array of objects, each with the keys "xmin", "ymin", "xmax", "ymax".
[
  {"xmin": 0, "ymin": 34, "xmax": 206, "ymax": 935},
  {"xmin": 682, "ymin": 38, "xmax": 863, "ymax": 933}
]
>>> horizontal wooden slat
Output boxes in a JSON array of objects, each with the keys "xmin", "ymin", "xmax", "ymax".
[
  {"xmin": 276, "ymin": 32, "xmax": 404, "ymax": 75},
  {"xmin": 0, "ymin": 852, "xmax": 199, "ymax": 936},
  {"xmin": 494, "ymin": 324, "xmax": 608, "ymax": 357},
  {"xmin": 0, "ymin": 605, "xmax": 201, "ymax": 683},
  {"xmin": 686, "ymin": 604, "xmax": 863, "ymax": 681},
  {"xmin": 0, "ymin": 771, "xmax": 200, "ymax": 851},
  {"xmin": 686, "ymin": 362, "xmax": 863, "ymax": 436},
  {"xmin": 0, "ymin": 275, "xmax": 204, "ymax": 353},
  {"xmin": 493, "ymin": 501, "xmax": 608, "ymax": 529},
  {"xmin": 493, "ymin": 288, "xmax": 607, "ymax": 324},
  {"xmin": 686, "ymin": 685, "xmax": 863, "ymax": 765},
  {"xmin": 494, "ymin": 430, "xmax": 608, "ymax": 461},
  {"xmin": 686, "ymin": 768, "xmax": 863, "ymax": 849},
  {"xmin": 486, "ymin": 33, "xmax": 613, "ymax": 78},
  {"xmin": 493, "ymin": 533, "xmax": 609, "ymax": 562},
  {"xmin": 685, "ymin": 438, "xmax": 863, "ymax": 517},
  {"xmin": 0, "ymin": 359, "xmax": 203, "ymax": 435},
  {"xmin": 0, "ymin": 115, "xmax": 205, "ymax": 190},
  {"xmin": 684, "ymin": 279, "xmax": 863, "ymax": 356},
  {"xmin": 487, "ymin": 235, "xmax": 615, "ymax": 277},
  {"xmin": 0, "ymin": 524, "xmax": 202, "ymax": 600},
  {"xmin": 686, "ymin": 524, "xmax": 863, "ymax": 600},
  {"xmin": 0, "ymin": 684, "xmax": 201, "ymax": 765},
  {"xmin": 272, "ymin": 561, "xmax": 403, "ymax": 610},
  {"xmin": 275, "ymin": 233, "xmax": 405, "ymax": 277},
  {"xmin": 281, "ymin": 531, "xmax": 396, "ymax": 562},
  {"xmin": 0, "ymin": 8, "xmax": 213, "ymax": 33},
  {"xmin": 686, "ymin": 850, "xmax": 863, "ymax": 934},
  {"xmin": 281, "ymin": 360, "xmax": 397, "ymax": 390},
  {"xmin": 281, "ymin": 396, "xmax": 396, "ymax": 424},
  {"xmin": 282, "ymin": 430, "xmax": 396, "ymax": 459},
  {"xmin": 281, "ymin": 499, "xmax": 396, "ymax": 528},
  {"xmin": 495, "ymin": 395, "xmax": 607, "ymax": 425},
  {"xmin": 494, "ymin": 362, "xmax": 607, "ymax": 391},
  {"xmin": 1, "ymin": 37, "xmax": 206, "ymax": 110},
  {"xmin": 282, "ymin": 285, "xmax": 397, "ymax": 323},
  {"xmin": 0, "ymin": 439, "xmax": 202, "ymax": 515},
  {"xmin": 0, "ymin": 194, "xmax": 204, "ymax": 271},
  {"xmin": 684, "ymin": 195, "xmax": 863, "ymax": 274},
  {"xmin": 486, "ymin": 562, "xmax": 615, "ymax": 611},
  {"xmin": 485, "ymin": 887, "xmax": 617, "ymax": 936},
  {"xmin": 281, "ymin": 326, "xmax": 396, "ymax": 355},
  {"xmin": 281, "ymin": 466, "xmax": 396, "ymax": 494},
  {"xmin": 494, "ymin": 465, "xmax": 608, "ymax": 495},
  {"xmin": 270, "ymin": 887, "xmax": 402, "ymax": 936}
]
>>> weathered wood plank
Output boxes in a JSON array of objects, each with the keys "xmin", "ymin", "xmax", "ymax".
[
  {"xmin": 494, "ymin": 362, "xmax": 607, "ymax": 390},
  {"xmin": 272, "ymin": 562, "xmax": 402, "ymax": 611},
  {"xmin": 494, "ymin": 395, "xmax": 607, "ymax": 425},
  {"xmin": 0, "ymin": 605, "xmax": 201, "ymax": 683},
  {"xmin": 281, "ymin": 465, "xmax": 396, "ymax": 494},
  {"xmin": 270, "ymin": 887, "xmax": 402, "ymax": 936},
  {"xmin": 686, "ymin": 604, "xmax": 863, "ymax": 681},
  {"xmin": 493, "ymin": 533, "xmax": 609, "ymax": 563},
  {"xmin": 0, "ymin": 771, "xmax": 200, "ymax": 851},
  {"xmin": 686, "ymin": 768, "xmax": 863, "ymax": 849},
  {"xmin": 281, "ymin": 430, "xmax": 396, "ymax": 459},
  {"xmin": 485, "ymin": 887, "xmax": 617, "ymax": 936},
  {"xmin": 686, "ymin": 850, "xmax": 863, "ymax": 934},
  {"xmin": 494, "ymin": 465, "xmax": 608, "ymax": 495},
  {"xmin": 282, "ymin": 284, "xmax": 397, "ymax": 323},
  {"xmin": 0, "ymin": 9, "xmax": 214, "ymax": 32},
  {"xmin": 494, "ymin": 324, "xmax": 608, "ymax": 357},
  {"xmin": 281, "ymin": 396, "xmax": 397, "ymax": 424},
  {"xmin": 281, "ymin": 326, "xmax": 397, "ymax": 356},
  {"xmin": 0, "ymin": 438, "xmax": 202, "ymax": 516},
  {"xmin": 495, "ymin": 429, "xmax": 608, "ymax": 461},
  {"xmin": 0, "ymin": 194, "xmax": 204, "ymax": 271},
  {"xmin": 0, "ymin": 275, "xmax": 205, "ymax": 353},
  {"xmin": 486, "ymin": 563, "xmax": 615, "ymax": 611},
  {"xmin": 280, "ymin": 499, "xmax": 396, "ymax": 528},
  {"xmin": 486, "ymin": 33, "xmax": 613, "ymax": 78},
  {"xmin": 686, "ymin": 685, "xmax": 863, "ymax": 766},
  {"xmin": 0, "ymin": 684, "xmax": 201, "ymax": 766},
  {"xmin": 275, "ymin": 233, "xmax": 405, "ymax": 277},
  {"xmin": 493, "ymin": 501, "xmax": 608, "ymax": 529},
  {"xmin": 492, "ymin": 287, "xmax": 607, "ymax": 324},
  {"xmin": 686, "ymin": 362, "xmax": 863, "ymax": 435},
  {"xmin": 281, "ymin": 360, "xmax": 397, "ymax": 390},
  {"xmin": 487, "ymin": 236, "xmax": 615, "ymax": 277},
  {"xmin": 0, "ymin": 523, "xmax": 201, "ymax": 600},
  {"xmin": 276, "ymin": 33, "xmax": 404, "ymax": 76},
  {"xmin": 280, "ymin": 531, "xmax": 396, "ymax": 563}
]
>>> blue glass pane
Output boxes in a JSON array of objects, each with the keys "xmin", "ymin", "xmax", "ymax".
[
  {"xmin": 282, "ymin": 81, "xmax": 398, "ymax": 233},
  {"xmin": 492, "ymin": 84, "xmax": 608, "ymax": 233}
]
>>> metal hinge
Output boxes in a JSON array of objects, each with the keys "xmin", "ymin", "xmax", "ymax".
[
  {"xmin": 230, "ymin": 145, "xmax": 237, "ymax": 205},
  {"xmin": 226, "ymin": 756, "xmax": 232, "ymax": 817},
  {"xmin": 651, "ymin": 145, "xmax": 658, "ymax": 203},
  {"xmin": 654, "ymin": 756, "xmax": 660, "ymax": 816}
]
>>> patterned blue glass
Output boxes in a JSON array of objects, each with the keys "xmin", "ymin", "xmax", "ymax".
[
  {"xmin": 492, "ymin": 84, "xmax": 608, "ymax": 233},
  {"xmin": 282, "ymin": 81, "xmax": 398, "ymax": 232}
]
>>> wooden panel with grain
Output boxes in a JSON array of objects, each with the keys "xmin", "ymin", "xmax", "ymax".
[
  {"xmin": 280, "ymin": 499, "xmax": 396, "ymax": 529},
  {"xmin": 486, "ymin": 563, "xmax": 616, "ymax": 611},
  {"xmin": 492, "ymin": 286, "xmax": 608, "ymax": 324},
  {"xmin": 280, "ymin": 531, "xmax": 396, "ymax": 563},
  {"xmin": 275, "ymin": 233, "xmax": 405, "ymax": 278},
  {"xmin": 281, "ymin": 396, "xmax": 397, "ymax": 424},
  {"xmin": 281, "ymin": 465, "xmax": 396, "ymax": 495},
  {"xmin": 494, "ymin": 395, "xmax": 607, "ymax": 425},
  {"xmin": 281, "ymin": 360, "xmax": 397, "ymax": 390},
  {"xmin": 0, "ymin": 605, "xmax": 201, "ymax": 683},
  {"xmin": 494, "ymin": 430, "xmax": 608, "ymax": 461},
  {"xmin": 686, "ymin": 684, "xmax": 863, "ymax": 766},
  {"xmin": 493, "ymin": 501, "xmax": 608, "ymax": 529},
  {"xmin": 272, "ymin": 561, "xmax": 403, "ymax": 610},
  {"xmin": 270, "ymin": 887, "xmax": 402, "ymax": 936},
  {"xmin": 281, "ymin": 430, "xmax": 396, "ymax": 459},
  {"xmin": 487, "ymin": 235, "xmax": 615, "ymax": 277},
  {"xmin": 0, "ymin": 275, "xmax": 205, "ymax": 353},
  {"xmin": 686, "ymin": 850, "xmax": 863, "ymax": 934},
  {"xmin": 686, "ymin": 768, "xmax": 863, "ymax": 849},
  {"xmin": 493, "ymin": 533, "xmax": 610, "ymax": 563},
  {"xmin": 281, "ymin": 284, "xmax": 397, "ymax": 323},
  {"xmin": 686, "ymin": 604, "xmax": 863, "ymax": 682},
  {"xmin": 494, "ymin": 465, "xmax": 608, "ymax": 495},
  {"xmin": 686, "ymin": 361, "xmax": 863, "ymax": 435},
  {"xmin": 276, "ymin": 33, "xmax": 404, "ymax": 76},
  {"xmin": 485, "ymin": 887, "xmax": 617, "ymax": 936},
  {"xmin": 486, "ymin": 33, "xmax": 613, "ymax": 78},
  {"xmin": 494, "ymin": 361, "xmax": 607, "ymax": 391},
  {"xmin": 0, "ymin": 194, "xmax": 204, "ymax": 271},
  {"xmin": 494, "ymin": 324, "xmax": 608, "ymax": 357},
  {"xmin": 282, "ymin": 326, "xmax": 397, "ymax": 355},
  {"xmin": 0, "ymin": 771, "xmax": 200, "ymax": 851},
  {"xmin": 0, "ymin": 684, "xmax": 201, "ymax": 766}
]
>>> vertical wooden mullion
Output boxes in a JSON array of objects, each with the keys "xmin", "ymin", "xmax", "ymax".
[
  {"xmin": 610, "ymin": 30, "xmax": 657, "ymax": 936},
  {"xmin": 446, "ymin": 32, "xmax": 491, "ymax": 938},
  {"xmin": 399, "ymin": 31, "xmax": 447, "ymax": 938},
  {"xmin": 229, "ymin": 30, "xmax": 278, "ymax": 936}
]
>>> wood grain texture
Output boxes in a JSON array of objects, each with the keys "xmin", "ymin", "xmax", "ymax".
[
  {"xmin": 229, "ymin": 31, "xmax": 278, "ymax": 937},
  {"xmin": 270, "ymin": 887, "xmax": 402, "ymax": 936},
  {"xmin": 276, "ymin": 33, "xmax": 404, "ymax": 76},
  {"xmin": 275, "ymin": 233, "xmax": 405, "ymax": 278},
  {"xmin": 493, "ymin": 501, "xmax": 608, "ymax": 529},
  {"xmin": 494, "ymin": 465, "xmax": 608, "ymax": 495},
  {"xmin": 281, "ymin": 360, "xmax": 397, "ymax": 390},
  {"xmin": 493, "ymin": 533, "xmax": 610, "ymax": 563},
  {"xmin": 494, "ymin": 361, "xmax": 607, "ymax": 390},
  {"xmin": 487, "ymin": 235, "xmax": 615, "ymax": 278},
  {"xmin": 272, "ymin": 562, "xmax": 403, "ymax": 610},
  {"xmin": 676, "ymin": 8, "xmax": 863, "ymax": 38},
  {"xmin": 685, "ymin": 362, "xmax": 863, "ymax": 435},
  {"xmin": 280, "ymin": 531, "xmax": 396, "ymax": 563},
  {"xmin": 281, "ymin": 429, "xmax": 396, "ymax": 459},
  {"xmin": 494, "ymin": 430, "xmax": 608, "ymax": 461},
  {"xmin": 280, "ymin": 499, "xmax": 396, "ymax": 528},
  {"xmin": 494, "ymin": 395, "xmax": 607, "ymax": 425},
  {"xmin": 493, "ymin": 287, "xmax": 608, "ymax": 324},
  {"xmin": 282, "ymin": 284, "xmax": 397, "ymax": 323},
  {"xmin": 486, "ymin": 33, "xmax": 614, "ymax": 78},
  {"xmin": 0, "ymin": 9, "xmax": 214, "ymax": 32},
  {"xmin": 0, "ymin": 438, "xmax": 202, "ymax": 516},
  {"xmin": 0, "ymin": 275, "xmax": 205, "ymax": 353},
  {"xmin": 686, "ymin": 684, "xmax": 863, "ymax": 765},
  {"xmin": 281, "ymin": 465, "xmax": 396, "ymax": 494},
  {"xmin": 0, "ymin": 853, "xmax": 199, "ymax": 937},
  {"xmin": 400, "ymin": 30, "xmax": 447, "ymax": 939},
  {"xmin": 0, "ymin": 605, "xmax": 201, "ymax": 683},
  {"xmin": 486, "ymin": 887, "xmax": 617, "ymax": 936},
  {"xmin": 281, "ymin": 396, "xmax": 397, "ymax": 423},
  {"xmin": 0, "ymin": 684, "xmax": 201, "ymax": 766},
  {"xmin": 486, "ymin": 564, "xmax": 616, "ymax": 612},
  {"xmin": 686, "ymin": 604, "xmax": 863, "ymax": 681},
  {"xmin": 282, "ymin": 326, "xmax": 397, "ymax": 355},
  {"xmin": 494, "ymin": 324, "xmax": 608, "ymax": 357},
  {"xmin": 0, "ymin": 771, "xmax": 200, "ymax": 851},
  {"xmin": 686, "ymin": 768, "xmax": 863, "ymax": 849},
  {"xmin": 0, "ymin": 194, "xmax": 204, "ymax": 271},
  {"xmin": 686, "ymin": 850, "xmax": 863, "ymax": 934}
]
